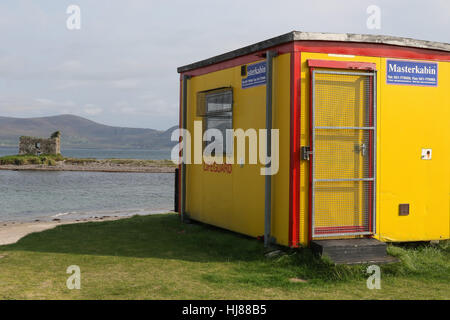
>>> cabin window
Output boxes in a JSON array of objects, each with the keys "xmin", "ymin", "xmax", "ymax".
[{"xmin": 198, "ymin": 88, "xmax": 233, "ymax": 155}]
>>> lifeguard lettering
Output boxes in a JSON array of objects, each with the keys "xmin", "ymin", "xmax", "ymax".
[{"xmin": 203, "ymin": 163, "xmax": 232, "ymax": 174}]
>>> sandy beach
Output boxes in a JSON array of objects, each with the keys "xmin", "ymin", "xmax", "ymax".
[{"xmin": 0, "ymin": 215, "xmax": 134, "ymax": 246}]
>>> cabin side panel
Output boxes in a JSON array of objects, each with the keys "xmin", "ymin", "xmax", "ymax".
[
  {"xmin": 378, "ymin": 58, "xmax": 450, "ymax": 241},
  {"xmin": 184, "ymin": 53, "xmax": 292, "ymax": 245}
]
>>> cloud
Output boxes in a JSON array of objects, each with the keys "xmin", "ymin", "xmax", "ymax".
[
  {"xmin": 110, "ymin": 78, "xmax": 141, "ymax": 89},
  {"xmin": 119, "ymin": 107, "xmax": 137, "ymax": 115},
  {"xmin": 34, "ymin": 98, "xmax": 76, "ymax": 109},
  {"xmin": 0, "ymin": 95, "xmax": 77, "ymax": 116},
  {"xmin": 0, "ymin": 1, "xmax": 448, "ymax": 130},
  {"xmin": 55, "ymin": 60, "xmax": 83, "ymax": 73},
  {"xmin": 83, "ymin": 105, "xmax": 103, "ymax": 115}
]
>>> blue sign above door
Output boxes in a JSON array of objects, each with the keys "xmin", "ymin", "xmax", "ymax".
[{"xmin": 386, "ymin": 60, "xmax": 438, "ymax": 87}]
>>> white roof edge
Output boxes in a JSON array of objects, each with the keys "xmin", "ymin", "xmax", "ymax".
[
  {"xmin": 178, "ymin": 31, "xmax": 450, "ymax": 73},
  {"xmin": 292, "ymin": 31, "xmax": 450, "ymax": 52}
]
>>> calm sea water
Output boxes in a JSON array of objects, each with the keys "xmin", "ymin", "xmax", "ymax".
[
  {"xmin": 0, "ymin": 170, "xmax": 175, "ymax": 222},
  {"xmin": 0, "ymin": 146, "xmax": 171, "ymax": 160}
]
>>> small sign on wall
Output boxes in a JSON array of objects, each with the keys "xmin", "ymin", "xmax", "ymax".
[
  {"xmin": 421, "ymin": 149, "xmax": 432, "ymax": 160},
  {"xmin": 387, "ymin": 60, "xmax": 438, "ymax": 87},
  {"xmin": 242, "ymin": 61, "xmax": 266, "ymax": 89}
]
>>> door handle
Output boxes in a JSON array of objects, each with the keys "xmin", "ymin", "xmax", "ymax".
[
  {"xmin": 355, "ymin": 143, "xmax": 367, "ymax": 156},
  {"xmin": 360, "ymin": 143, "xmax": 367, "ymax": 156}
]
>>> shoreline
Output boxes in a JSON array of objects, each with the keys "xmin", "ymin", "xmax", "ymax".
[
  {"xmin": 0, "ymin": 163, "xmax": 176, "ymax": 173},
  {"xmin": 0, "ymin": 212, "xmax": 172, "ymax": 246},
  {"xmin": 0, "ymin": 155, "xmax": 177, "ymax": 173}
]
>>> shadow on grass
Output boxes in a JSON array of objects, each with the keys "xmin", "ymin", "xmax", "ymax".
[
  {"xmin": 1, "ymin": 213, "xmax": 447, "ymax": 286},
  {"xmin": 0, "ymin": 213, "xmax": 368, "ymax": 284},
  {"xmin": 0, "ymin": 214, "xmax": 267, "ymax": 262}
]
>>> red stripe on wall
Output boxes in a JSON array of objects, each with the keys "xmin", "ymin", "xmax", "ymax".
[
  {"xmin": 289, "ymin": 51, "xmax": 301, "ymax": 248},
  {"xmin": 315, "ymin": 226, "xmax": 369, "ymax": 234},
  {"xmin": 308, "ymin": 67, "xmax": 314, "ymax": 242},
  {"xmin": 368, "ymin": 76, "xmax": 374, "ymax": 233},
  {"xmin": 307, "ymin": 59, "xmax": 376, "ymax": 70}
]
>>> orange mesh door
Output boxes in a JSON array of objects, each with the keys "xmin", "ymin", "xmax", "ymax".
[{"xmin": 310, "ymin": 70, "xmax": 376, "ymax": 238}]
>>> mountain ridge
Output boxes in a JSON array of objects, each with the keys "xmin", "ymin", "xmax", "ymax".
[{"xmin": 0, "ymin": 114, "xmax": 177, "ymax": 150}]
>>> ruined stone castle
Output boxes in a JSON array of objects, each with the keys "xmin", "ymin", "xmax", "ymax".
[{"xmin": 19, "ymin": 131, "xmax": 61, "ymax": 155}]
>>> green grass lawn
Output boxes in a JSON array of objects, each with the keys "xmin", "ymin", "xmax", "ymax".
[{"xmin": 0, "ymin": 213, "xmax": 448, "ymax": 300}]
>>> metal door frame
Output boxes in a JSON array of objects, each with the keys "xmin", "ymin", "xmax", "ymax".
[{"xmin": 309, "ymin": 69, "xmax": 377, "ymax": 239}]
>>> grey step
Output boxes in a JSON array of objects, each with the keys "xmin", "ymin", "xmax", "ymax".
[
  {"xmin": 332, "ymin": 255, "xmax": 399, "ymax": 265},
  {"xmin": 311, "ymin": 238, "xmax": 397, "ymax": 265}
]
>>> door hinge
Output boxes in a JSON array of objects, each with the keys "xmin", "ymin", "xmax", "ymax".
[{"xmin": 301, "ymin": 146, "xmax": 312, "ymax": 161}]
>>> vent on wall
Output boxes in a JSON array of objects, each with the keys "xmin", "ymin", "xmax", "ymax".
[{"xmin": 399, "ymin": 204, "xmax": 410, "ymax": 216}]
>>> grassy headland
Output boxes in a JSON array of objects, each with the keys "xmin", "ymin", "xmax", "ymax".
[
  {"xmin": 0, "ymin": 213, "xmax": 448, "ymax": 299},
  {"xmin": 63, "ymin": 157, "xmax": 175, "ymax": 167},
  {"xmin": 0, "ymin": 154, "xmax": 175, "ymax": 172},
  {"xmin": 0, "ymin": 154, "xmax": 64, "ymax": 166}
]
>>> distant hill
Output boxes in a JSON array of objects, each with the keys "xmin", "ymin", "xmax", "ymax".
[{"xmin": 0, "ymin": 115, "xmax": 178, "ymax": 150}]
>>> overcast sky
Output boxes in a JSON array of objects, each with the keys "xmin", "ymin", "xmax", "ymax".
[{"xmin": 0, "ymin": 0, "xmax": 448, "ymax": 130}]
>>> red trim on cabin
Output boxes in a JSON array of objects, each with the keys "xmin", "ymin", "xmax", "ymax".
[
  {"xmin": 294, "ymin": 41, "xmax": 450, "ymax": 62},
  {"xmin": 289, "ymin": 51, "xmax": 301, "ymax": 248},
  {"xmin": 181, "ymin": 43, "xmax": 294, "ymax": 77},
  {"xmin": 315, "ymin": 225, "xmax": 368, "ymax": 234},
  {"xmin": 307, "ymin": 59, "xmax": 376, "ymax": 70},
  {"xmin": 180, "ymin": 40, "xmax": 450, "ymax": 78},
  {"xmin": 308, "ymin": 67, "xmax": 314, "ymax": 242},
  {"xmin": 368, "ymin": 76, "xmax": 374, "ymax": 233}
]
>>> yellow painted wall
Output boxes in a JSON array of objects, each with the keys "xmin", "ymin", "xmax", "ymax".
[
  {"xmin": 185, "ymin": 53, "xmax": 292, "ymax": 246},
  {"xmin": 299, "ymin": 52, "xmax": 450, "ymax": 245},
  {"xmin": 378, "ymin": 59, "xmax": 450, "ymax": 242}
]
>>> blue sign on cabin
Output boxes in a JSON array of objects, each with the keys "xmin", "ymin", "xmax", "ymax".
[
  {"xmin": 242, "ymin": 61, "xmax": 267, "ymax": 89},
  {"xmin": 386, "ymin": 60, "xmax": 438, "ymax": 87}
]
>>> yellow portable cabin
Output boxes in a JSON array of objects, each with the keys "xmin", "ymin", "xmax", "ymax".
[{"xmin": 176, "ymin": 31, "xmax": 450, "ymax": 249}]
